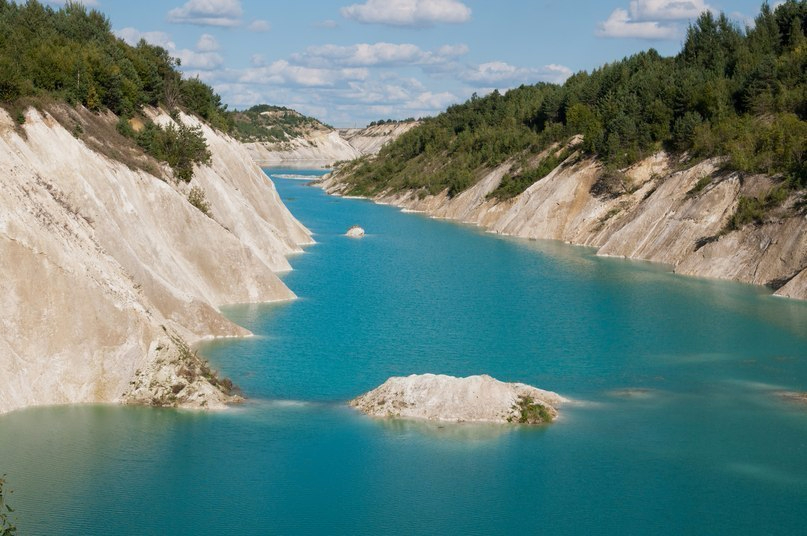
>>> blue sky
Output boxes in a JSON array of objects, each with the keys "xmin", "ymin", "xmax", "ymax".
[{"xmin": 53, "ymin": 0, "xmax": 769, "ymax": 126}]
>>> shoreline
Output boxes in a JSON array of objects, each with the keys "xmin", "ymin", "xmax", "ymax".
[{"xmin": 312, "ymin": 172, "xmax": 807, "ymax": 303}]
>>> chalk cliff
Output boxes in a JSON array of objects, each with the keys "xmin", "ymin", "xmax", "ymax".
[
  {"xmin": 0, "ymin": 106, "xmax": 312, "ymax": 414},
  {"xmin": 321, "ymin": 150, "xmax": 807, "ymax": 300},
  {"xmin": 243, "ymin": 121, "xmax": 418, "ymax": 168}
]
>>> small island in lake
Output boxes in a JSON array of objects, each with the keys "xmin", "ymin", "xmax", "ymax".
[
  {"xmin": 346, "ymin": 225, "xmax": 366, "ymax": 238},
  {"xmin": 350, "ymin": 374, "xmax": 566, "ymax": 424}
]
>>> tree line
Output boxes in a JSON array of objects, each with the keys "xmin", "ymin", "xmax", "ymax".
[{"xmin": 341, "ymin": 1, "xmax": 806, "ymax": 200}]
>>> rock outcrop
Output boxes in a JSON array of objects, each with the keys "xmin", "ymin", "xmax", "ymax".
[
  {"xmin": 244, "ymin": 121, "xmax": 417, "ymax": 168},
  {"xmin": 346, "ymin": 225, "xmax": 365, "ymax": 238},
  {"xmin": 321, "ymin": 150, "xmax": 807, "ymax": 300},
  {"xmin": 0, "ymin": 105, "xmax": 312, "ymax": 414},
  {"xmin": 350, "ymin": 374, "xmax": 567, "ymax": 424}
]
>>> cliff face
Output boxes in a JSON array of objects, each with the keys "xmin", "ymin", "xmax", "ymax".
[
  {"xmin": 0, "ymin": 106, "xmax": 312, "ymax": 414},
  {"xmin": 322, "ymin": 151, "xmax": 807, "ymax": 300},
  {"xmin": 243, "ymin": 121, "xmax": 418, "ymax": 168}
]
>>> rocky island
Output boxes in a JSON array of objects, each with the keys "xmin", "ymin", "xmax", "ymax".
[{"xmin": 350, "ymin": 374, "xmax": 567, "ymax": 424}]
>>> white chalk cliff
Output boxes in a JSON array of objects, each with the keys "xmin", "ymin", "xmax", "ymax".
[
  {"xmin": 243, "ymin": 121, "xmax": 418, "ymax": 168},
  {"xmin": 0, "ymin": 106, "xmax": 312, "ymax": 415},
  {"xmin": 351, "ymin": 374, "xmax": 566, "ymax": 424},
  {"xmin": 322, "ymin": 149, "xmax": 807, "ymax": 300}
]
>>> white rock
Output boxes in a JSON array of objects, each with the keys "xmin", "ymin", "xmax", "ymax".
[
  {"xmin": 0, "ymin": 106, "xmax": 312, "ymax": 415},
  {"xmin": 346, "ymin": 225, "xmax": 365, "ymax": 238},
  {"xmin": 350, "ymin": 374, "xmax": 567, "ymax": 424}
]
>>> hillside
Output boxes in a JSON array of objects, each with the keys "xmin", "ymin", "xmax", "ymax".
[
  {"xmin": 229, "ymin": 105, "xmax": 330, "ymax": 143},
  {"xmin": 325, "ymin": 2, "xmax": 807, "ymax": 299},
  {"xmin": 241, "ymin": 114, "xmax": 418, "ymax": 168},
  {"xmin": 0, "ymin": 2, "xmax": 312, "ymax": 413}
]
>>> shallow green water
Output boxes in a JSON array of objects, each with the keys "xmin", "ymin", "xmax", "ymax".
[{"xmin": 2, "ymin": 170, "xmax": 807, "ymax": 535}]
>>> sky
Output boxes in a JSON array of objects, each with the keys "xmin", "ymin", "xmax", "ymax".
[{"xmin": 49, "ymin": 0, "xmax": 771, "ymax": 126}]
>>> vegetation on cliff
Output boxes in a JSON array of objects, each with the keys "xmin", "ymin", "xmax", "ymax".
[
  {"xmin": 338, "ymin": 2, "xmax": 807, "ymax": 207},
  {"xmin": 0, "ymin": 0, "xmax": 227, "ymax": 182},
  {"xmin": 229, "ymin": 105, "xmax": 330, "ymax": 143}
]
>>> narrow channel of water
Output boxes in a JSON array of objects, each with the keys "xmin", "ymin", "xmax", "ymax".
[{"xmin": 1, "ymin": 170, "xmax": 806, "ymax": 535}]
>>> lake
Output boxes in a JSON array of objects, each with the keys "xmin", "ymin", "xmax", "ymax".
[{"xmin": 1, "ymin": 169, "xmax": 806, "ymax": 535}]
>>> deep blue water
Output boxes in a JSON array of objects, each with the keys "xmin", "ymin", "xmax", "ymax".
[{"xmin": 2, "ymin": 169, "xmax": 807, "ymax": 535}]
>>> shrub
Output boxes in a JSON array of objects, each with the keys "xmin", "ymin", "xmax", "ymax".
[
  {"xmin": 187, "ymin": 185, "xmax": 212, "ymax": 217},
  {"xmin": 726, "ymin": 185, "xmax": 789, "ymax": 231},
  {"xmin": 136, "ymin": 122, "xmax": 211, "ymax": 182}
]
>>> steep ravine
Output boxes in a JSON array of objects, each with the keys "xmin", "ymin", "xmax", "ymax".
[
  {"xmin": 243, "ymin": 121, "xmax": 418, "ymax": 168},
  {"xmin": 321, "ymin": 152, "xmax": 807, "ymax": 300},
  {"xmin": 0, "ymin": 106, "xmax": 312, "ymax": 415}
]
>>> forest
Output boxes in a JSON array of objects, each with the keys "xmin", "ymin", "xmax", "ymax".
[
  {"xmin": 0, "ymin": 0, "xmax": 229, "ymax": 182},
  {"xmin": 338, "ymin": 2, "xmax": 807, "ymax": 204}
]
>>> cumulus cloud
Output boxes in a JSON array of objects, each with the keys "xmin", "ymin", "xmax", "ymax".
[
  {"xmin": 461, "ymin": 62, "xmax": 572, "ymax": 86},
  {"xmin": 404, "ymin": 91, "xmax": 458, "ymax": 110},
  {"xmin": 196, "ymin": 33, "xmax": 220, "ymax": 51},
  {"xmin": 291, "ymin": 42, "xmax": 468, "ymax": 68},
  {"xmin": 247, "ymin": 19, "xmax": 271, "ymax": 32},
  {"xmin": 168, "ymin": 0, "xmax": 243, "ymax": 27},
  {"xmin": 116, "ymin": 27, "xmax": 222, "ymax": 70},
  {"xmin": 628, "ymin": 0, "xmax": 712, "ymax": 21},
  {"xmin": 238, "ymin": 61, "xmax": 368, "ymax": 87},
  {"xmin": 597, "ymin": 0, "xmax": 713, "ymax": 39},
  {"xmin": 116, "ymin": 27, "xmax": 176, "ymax": 49},
  {"xmin": 341, "ymin": 0, "xmax": 471, "ymax": 27}
]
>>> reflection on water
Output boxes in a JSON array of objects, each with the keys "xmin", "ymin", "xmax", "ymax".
[{"xmin": 371, "ymin": 416, "xmax": 516, "ymax": 443}]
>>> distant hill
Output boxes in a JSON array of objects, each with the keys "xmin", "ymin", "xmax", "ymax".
[{"xmin": 229, "ymin": 105, "xmax": 331, "ymax": 143}]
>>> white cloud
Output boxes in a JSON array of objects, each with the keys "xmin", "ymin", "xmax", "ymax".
[
  {"xmin": 176, "ymin": 49, "xmax": 224, "ymax": 70},
  {"xmin": 628, "ymin": 0, "xmax": 712, "ymax": 21},
  {"xmin": 116, "ymin": 27, "xmax": 222, "ymax": 70},
  {"xmin": 461, "ymin": 62, "xmax": 572, "ymax": 86},
  {"xmin": 46, "ymin": 0, "xmax": 99, "ymax": 6},
  {"xmin": 597, "ymin": 0, "xmax": 713, "ymax": 39},
  {"xmin": 196, "ymin": 33, "xmax": 220, "ymax": 51},
  {"xmin": 597, "ymin": 8, "xmax": 679, "ymax": 39},
  {"xmin": 239, "ymin": 61, "xmax": 368, "ymax": 87},
  {"xmin": 404, "ymin": 91, "xmax": 458, "ymax": 110},
  {"xmin": 116, "ymin": 27, "xmax": 176, "ymax": 49},
  {"xmin": 247, "ymin": 19, "xmax": 271, "ymax": 32},
  {"xmin": 168, "ymin": 0, "xmax": 243, "ymax": 27},
  {"xmin": 291, "ymin": 42, "xmax": 468, "ymax": 68},
  {"xmin": 341, "ymin": 0, "xmax": 471, "ymax": 27},
  {"xmin": 342, "ymin": 77, "xmax": 426, "ymax": 104}
]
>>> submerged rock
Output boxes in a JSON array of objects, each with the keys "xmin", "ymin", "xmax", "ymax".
[
  {"xmin": 346, "ymin": 225, "xmax": 365, "ymax": 238},
  {"xmin": 777, "ymin": 391, "xmax": 807, "ymax": 405},
  {"xmin": 350, "ymin": 374, "xmax": 566, "ymax": 424}
]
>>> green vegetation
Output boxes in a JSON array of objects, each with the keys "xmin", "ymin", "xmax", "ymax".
[
  {"xmin": 339, "ymin": 2, "xmax": 807, "ymax": 206},
  {"xmin": 0, "ymin": 1, "xmax": 228, "ymax": 122},
  {"xmin": 132, "ymin": 121, "xmax": 211, "ymax": 182},
  {"xmin": 687, "ymin": 175, "xmax": 714, "ymax": 197},
  {"xmin": 229, "ymin": 105, "xmax": 329, "ymax": 143},
  {"xmin": 367, "ymin": 118, "xmax": 416, "ymax": 127},
  {"xmin": 490, "ymin": 146, "xmax": 574, "ymax": 199},
  {"xmin": 0, "ymin": 475, "xmax": 16, "ymax": 536},
  {"xmin": 0, "ymin": 0, "xmax": 232, "ymax": 182},
  {"xmin": 187, "ymin": 185, "xmax": 212, "ymax": 217},
  {"xmin": 726, "ymin": 185, "xmax": 789, "ymax": 230},
  {"xmin": 512, "ymin": 396, "xmax": 554, "ymax": 424}
]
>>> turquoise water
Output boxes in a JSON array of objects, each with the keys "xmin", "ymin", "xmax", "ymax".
[{"xmin": 2, "ymin": 169, "xmax": 807, "ymax": 535}]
